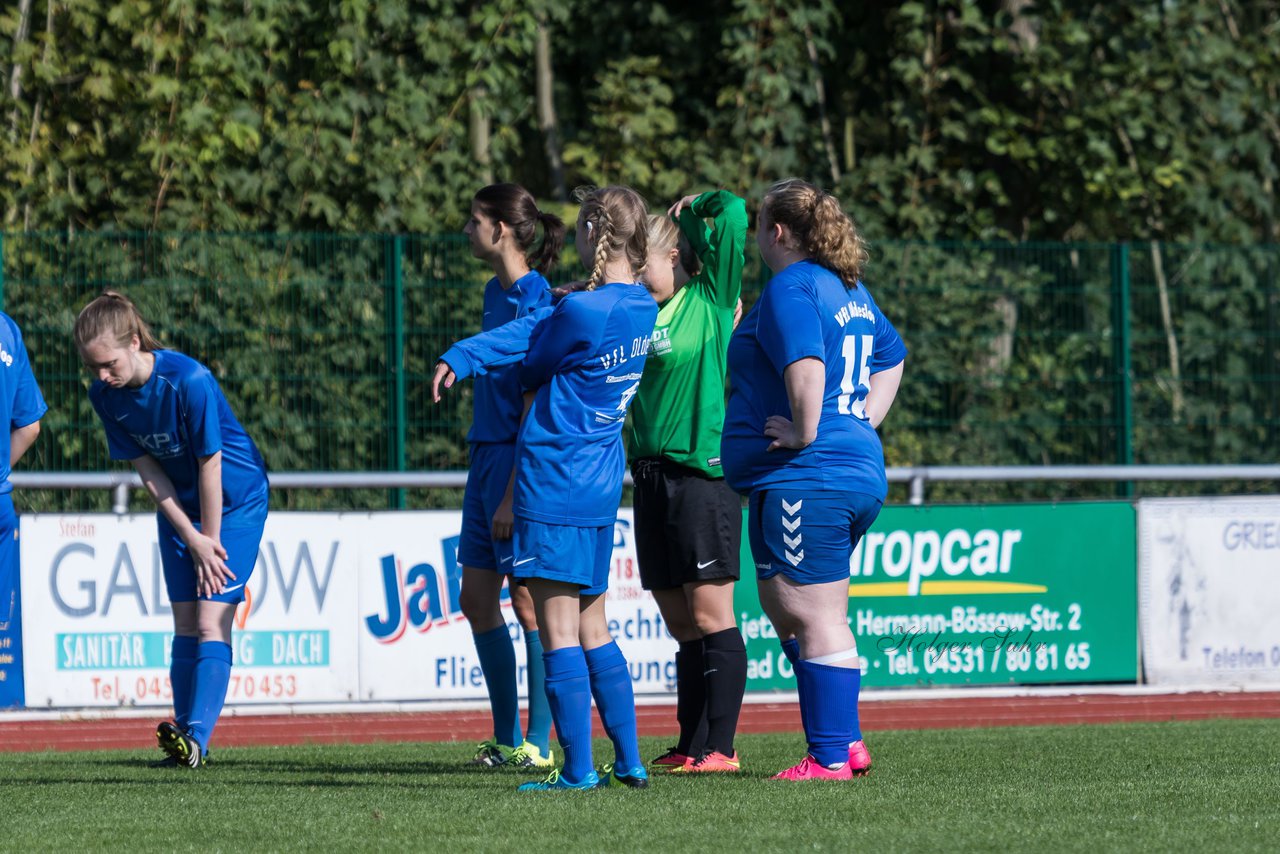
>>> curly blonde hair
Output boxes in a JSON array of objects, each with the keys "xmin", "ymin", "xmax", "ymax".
[{"xmin": 763, "ymin": 178, "xmax": 868, "ymax": 288}]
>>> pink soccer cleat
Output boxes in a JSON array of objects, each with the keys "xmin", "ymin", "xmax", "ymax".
[
  {"xmin": 650, "ymin": 747, "xmax": 693, "ymax": 769},
  {"xmin": 848, "ymin": 740, "xmax": 872, "ymax": 776},
  {"xmin": 771, "ymin": 755, "xmax": 853, "ymax": 781}
]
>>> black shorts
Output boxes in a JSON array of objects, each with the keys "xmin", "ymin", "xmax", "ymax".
[{"xmin": 632, "ymin": 457, "xmax": 743, "ymax": 591}]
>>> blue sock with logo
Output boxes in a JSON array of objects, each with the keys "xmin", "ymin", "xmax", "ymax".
[
  {"xmin": 543, "ymin": 646, "xmax": 594, "ymax": 783},
  {"xmin": 169, "ymin": 635, "xmax": 199, "ymax": 730},
  {"xmin": 473, "ymin": 625, "xmax": 521, "ymax": 748},
  {"xmin": 585, "ymin": 641, "xmax": 642, "ymax": 772},
  {"xmin": 186, "ymin": 641, "xmax": 232, "ymax": 753},
  {"xmin": 523, "ymin": 629, "xmax": 552, "ymax": 754},
  {"xmin": 794, "ymin": 658, "xmax": 858, "ymax": 767}
]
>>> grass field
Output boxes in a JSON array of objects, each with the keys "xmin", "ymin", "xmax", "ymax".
[{"xmin": 1, "ymin": 719, "xmax": 1277, "ymax": 852}]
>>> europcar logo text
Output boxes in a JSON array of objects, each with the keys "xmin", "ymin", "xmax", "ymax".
[{"xmin": 848, "ymin": 526, "xmax": 1047, "ymax": 597}]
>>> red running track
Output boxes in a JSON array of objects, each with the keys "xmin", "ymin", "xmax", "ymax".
[{"xmin": 2, "ymin": 691, "xmax": 1277, "ymax": 754}]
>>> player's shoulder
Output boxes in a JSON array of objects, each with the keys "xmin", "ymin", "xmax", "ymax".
[
  {"xmin": 557, "ymin": 285, "xmax": 612, "ymax": 315},
  {"xmin": 87, "ymin": 378, "xmax": 109, "ymax": 405},
  {"xmin": 154, "ymin": 349, "xmax": 215, "ymax": 386},
  {"xmin": 0, "ymin": 311, "xmax": 21, "ymax": 344},
  {"xmin": 516, "ymin": 269, "xmax": 551, "ymax": 293},
  {"xmin": 599, "ymin": 282, "xmax": 656, "ymax": 321}
]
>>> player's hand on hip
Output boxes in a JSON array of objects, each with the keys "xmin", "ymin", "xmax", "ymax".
[
  {"xmin": 764, "ymin": 415, "xmax": 810, "ymax": 451},
  {"xmin": 491, "ymin": 497, "xmax": 514, "ymax": 541},
  {"xmin": 431, "ymin": 361, "xmax": 456, "ymax": 403},
  {"xmin": 667, "ymin": 194, "xmax": 699, "ymax": 219}
]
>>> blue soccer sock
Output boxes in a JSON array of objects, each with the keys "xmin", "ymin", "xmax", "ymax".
[
  {"xmin": 523, "ymin": 629, "xmax": 552, "ymax": 754},
  {"xmin": 473, "ymin": 624, "xmax": 521, "ymax": 748},
  {"xmin": 186, "ymin": 641, "xmax": 232, "ymax": 753},
  {"xmin": 794, "ymin": 658, "xmax": 859, "ymax": 767},
  {"xmin": 780, "ymin": 637, "xmax": 800, "ymax": 665},
  {"xmin": 543, "ymin": 646, "xmax": 594, "ymax": 783},
  {"xmin": 169, "ymin": 634, "xmax": 199, "ymax": 730},
  {"xmin": 780, "ymin": 638, "xmax": 810, "ymax": 736},
  {"xmin": 850, "ymin": 666, "xmax": 863, "ymax": 742},
  {"xmin": 585, "ymin": 641, "xmax": 642, "ymax": 772}
]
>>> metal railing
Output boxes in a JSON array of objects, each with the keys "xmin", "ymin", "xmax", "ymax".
[{"xmin": 15, "ymin": 465, "xmax": 1280, "ymax": 514}]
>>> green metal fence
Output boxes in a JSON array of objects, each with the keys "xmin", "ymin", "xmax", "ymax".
[{"xmin": 1, "ymin": 232, "xmax": 1276, "ymax": 510}]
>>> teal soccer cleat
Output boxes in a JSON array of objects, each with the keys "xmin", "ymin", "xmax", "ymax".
[
  {"xmin": 597, "ymin": 762, "xmax": 650, "ymax": 789},
  {"xmin": 517, "ymin": 768, "xmax": 600, "ymax": 792}
]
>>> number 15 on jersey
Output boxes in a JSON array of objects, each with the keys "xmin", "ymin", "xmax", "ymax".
[{"xmin": 838, "ymin": 334, "xmax": 873, "ymax": 419}]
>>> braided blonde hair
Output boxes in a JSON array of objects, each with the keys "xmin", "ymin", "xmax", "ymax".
[
  {"xmin": 575, "ymin": 185, "xmax": 649, "ymax": 290},
  {"xmin": 763, "ymin": 178, "xmax": 869, "ymax": 288}
]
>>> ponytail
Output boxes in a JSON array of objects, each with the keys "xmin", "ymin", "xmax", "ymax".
[
  {"xmin": 763, "ymin": 178, "xmax": 868, "ymax": 288},
  {"xmin": 74, "ymin": 290, "xmax": 163, "ymax": 353},
  {"xmin": 473, "ymin": 183, "xmax": 564, "ymax": 274},
  {"xmin": 528, "ymin": 209, "xmax": 566, "ymax": 275}
]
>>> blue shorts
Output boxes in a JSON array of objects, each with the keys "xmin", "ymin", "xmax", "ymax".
[
  {"xmin": 158, "ymin": 497, "xmax": 268, "ymax": 604},
  {"xmin": 512, "ymin": 518, "xmax": 613, "ymax": 596},
  {"xmin": 748, "ymin": 487, "xmax": 882, "ymax": 585},
  {"xmin": 0, "ymin": 495, "xmax": 15, "ymax": 623},
  {"xmin": 457, "ymin": 442, "xmax": 517, "ymax": 572}
]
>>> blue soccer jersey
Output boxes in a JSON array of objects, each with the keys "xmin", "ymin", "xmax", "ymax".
[
  {"xmin": 88, "ymin": 350, "xmax": 269, "ymax": 523},
  {"xmin": 442, "ymin": 271, "xmax": 551, "ymax": 445},
  {"xmin": 722, "ymin": 260, "xmax": 906, "ymax": 497},
  {"xmin": 0, "ymin": 312, "xmax": 48, "ymax": 495},
  {"xmin": 514, "ymin": 282, "xmax": 657, "ymax": 527}
]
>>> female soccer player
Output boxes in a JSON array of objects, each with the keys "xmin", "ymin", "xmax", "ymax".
[
  {"xmin": 434, "ymin": 202, "xmax": 749, "ymax": 773},
  {"xmin": 631, "ymin": 191, "xmax": 748, "ymax": 774},
  {"xmin": 510, "ymin": 185, "xmax": 657, "ymax": 791},
  {"xmin": 0, "ymin": 311, "xmax": 46, "ymax": 625},
  {"xmin": 448, "ymin": 183, "xmax": 563, "ymax": 769},
  {"xmin": 76, "ymin": 292, "xmax": 270, "ymax": 768},
  {"xmin": 435, "ymin": 186, "xmax": 658, "ymax": 791},
  {"xmin": 721, "ymin": 179, "xmax": 906, "ymax": 781}
]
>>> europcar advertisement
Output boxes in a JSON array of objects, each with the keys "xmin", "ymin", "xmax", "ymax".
[
  {"xmin": 20, "ymin": 513, "xmax": 361, "ymax": 707},
  {"xmin": 19, "ymin": 510, "xmax": 676, "ymax": 708},
  {"xmin": 1139, "ymin": 497, "xmax": 1280, "ymax": 686},
  {"xmin": 735, "ymin": 503, "xmax": 1139, "ymax": 689}
]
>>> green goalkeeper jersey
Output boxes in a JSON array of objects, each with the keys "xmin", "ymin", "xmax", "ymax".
[{"xmin": 626, "ymin": 190, "xmax": 747, "ymax": 476}]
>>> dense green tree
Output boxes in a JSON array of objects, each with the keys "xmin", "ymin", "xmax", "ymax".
[{"xmin": 1, "ymin": 1, "xmax": 1277, "ymax": 510}]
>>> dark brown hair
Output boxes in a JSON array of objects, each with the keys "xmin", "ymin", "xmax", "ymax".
[{"xmin": 473, "ymin": 183, "xmax": 565, "ymax": 274}]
